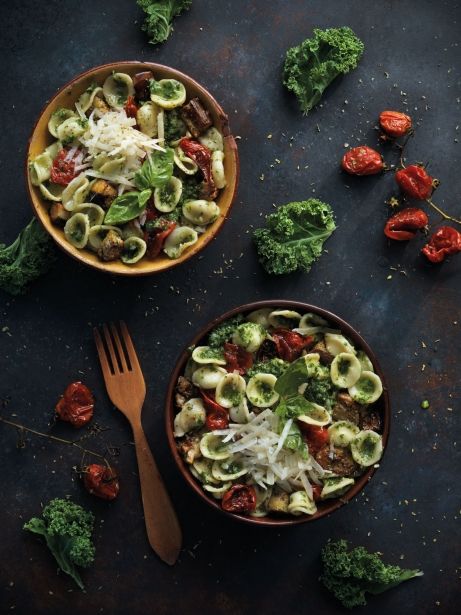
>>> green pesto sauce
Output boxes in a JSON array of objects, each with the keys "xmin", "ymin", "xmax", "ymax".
[
  {"xmin": 359, "ymin": 378, "xmax": 375, "ymax": 395},
  {"xmin": 338, "ymin": 357, "xmax": 351, "ymax": 375},
  {"xmin": 221, "ymin": 383, "xmax": 242, "ymax": 406},
  {"xmin": 256, "ymin": 381, "xmax": 274, "ymax": 401},
  {"xmin": 360, "ymin": 435, "xmax": 376, "ymax": 459},
  {"xmin": 237, "ymin": 323, "xmax": 263, "ymax": 347},
  {"xmin": 199, "ymin": 347, "xmax": 224, "ymax": 360}
]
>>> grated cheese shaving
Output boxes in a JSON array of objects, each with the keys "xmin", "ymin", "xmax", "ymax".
[
  {"xmin": 214, "ymin": 409, "xmax": 326, "ymax": 493},
  {"xmin": 78, "ymin": 110, "xmax": 164, "ymax": 184}
]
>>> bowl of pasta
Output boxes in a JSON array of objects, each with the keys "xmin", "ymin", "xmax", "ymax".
[
  {"xmin": 26, "ymin": 61, "xmax": 239, "ymax": 274},
  {"xmin": 166, "ymin": 300, "xmax": 390, "ymax": 526}
]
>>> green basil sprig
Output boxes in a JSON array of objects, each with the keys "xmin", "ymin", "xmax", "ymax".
[
  {"xmin": 133, "ymin": 148, "xmax": 174, "ymax": 191},
  {"xmin": 104, "ymin": 189, "xmax": 152, "ymax": 225}
]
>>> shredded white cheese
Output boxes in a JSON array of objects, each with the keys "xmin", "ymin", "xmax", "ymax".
[
  {"xmin": 214, "ymin": 409, "xmax": 327, "ymax": 493},
  {"xmin": 78, "ymin": 110, "xmax": 164, "ymax": 185}
]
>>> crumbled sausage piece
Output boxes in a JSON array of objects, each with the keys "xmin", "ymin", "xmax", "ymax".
[
  {"xmin": 91, "ymin": 179, "xmax": 118, "ymax": 198},
  {"xmin": 267, "ymin": 490, "xmax": 290, "ymax": 513},
  {"xmin": 311, "ymin": 339, "xmax": 334, "ymax": 365},
  {"xmin": 177, "ymin": 376, "xmax": 195, "ymax": 397},
  {"xmin": 97, "ymin": 230, "xmax": 124, "ymax": 261},
  {"xmin": 177, "ymin": 434, "xmax": 201, "ymax": 464},
  {"xmin": 180, "ymin": 97, "xmax": 212, "ymax": 138},
  {"xmin": 50, "ymin": 202, "xmax": 70, "ymax": 225},
  {"xmin": 92, "ymin": 96, "xmax": 110, "ymax": 113},
  {"xmin": 332, "ymin": 392, "xmax": 361, "ymax": 425},
  {"xmin": 175, "ymin": 376, "xmax": 197, "ymax": 409},
  {"xmin": 175, "ymin": 392, "xmax": 187, "ymax": 409},
  {"xmin": 360, "ymin": 408, "xmax": 382, "ymax": 432},
  {"xmin": 315, "ymin": 444, "xmax": 361, "ymax": 477},
  {"xmin": 133, "ymin": 71, "xmax": 154, "ymax": 101}
]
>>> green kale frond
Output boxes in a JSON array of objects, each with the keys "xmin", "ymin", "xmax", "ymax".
[
  {"xmin": 0, "ymin": 218, "xmax": 56, "ymax": 296},
  {"xmin": 320, "ymin": 539, "xmax": 424, "ymax": 609},
  {"xmin": 24, "ymin": 498, "xmax": 96, "ymax": 590},
  {"xmin": 137, "ymin": 0, "xmax": 192, "ymax": 45},
  {"xmin": 284, "ymin": 27, "xmax": 364, "ymax": 114},
  {"xmin": 253, "ymin": 199, "xmax": 336, "ymax": 275}
]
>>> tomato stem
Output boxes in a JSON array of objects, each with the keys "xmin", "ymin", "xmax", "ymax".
[
  {"xmin": 0, "ymin": 415, "xmax": 112, "ymax": 465},
  {"xmin": 396, "ymin": 130, "xmax": 414, "ymax": 169},
  {"xmin": 426, "ymin": 200, "xmax": 461, "ymax": 226}
]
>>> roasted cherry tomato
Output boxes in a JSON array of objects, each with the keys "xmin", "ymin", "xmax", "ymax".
[
  {"xmin": 200, "ymin": 390, "xmax": 229, "ymax": 430},
  {"xmin": 179, "ymin": 138, "xmax": 216, "ymax": 197},
  {"xmin": 50, "ymin": 149, "xmax": 78, "ymax": 186},
  {"xmin": 311, "ymin": 484, "xmax": 323, "ymax": 501},
  {"xmin": 395, "ymin": 165, "xmax": 435, "ymax": 200},
  {"xmin": 83, "ymin": 464, "xmax": 120, "ymax": 500},
  {"xmin": 223, "ymin": 342, "xmax": 253, "ymax": 375},
  {"xmin": 222, "ymin": 484, "xmax": 257, "ymax": 513},
  {"xmin": 299, "ymin": 425, "xmax": 329, "ymax": 456},
  {"xmin": 341, "ymin": 146, "xmax": 384, "ymax": 176},
  {"xmin": 124, "ymin": 95, "xmax": 138, "ymax": 119},
  {"xmin": 55, "ymin": 381, "xmax": 94, "ymax": 428},
  {"xmin": 145, "ymin": 220, "xmax": 177, "ymax": 259},
  {"xmin": 421, "ymin": 226, "xmax": 461, "ymax": 263},
  {"xmin": 379, "ymin": 110, "xmax": 412, "ymax": 138},
  {"xmin": 272, "ymin": 328, "xmax": 314, "ymax": 362},
  {"xmin": 384, "ymin": 208, "xmax": 428, "ymax": 240}
]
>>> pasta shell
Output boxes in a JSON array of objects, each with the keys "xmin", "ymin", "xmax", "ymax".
[{"xmin": 64, "ymin": 213, "xmax": 90, "ymax": 249}]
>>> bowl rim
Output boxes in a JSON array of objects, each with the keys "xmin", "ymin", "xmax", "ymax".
[
  {"xmin": 165, "ymin": 299, "xmax": 391, "ymax": 527},
  {"xmin": 25, "ymin": 60, "xmax": 239, "ymax": 276}
]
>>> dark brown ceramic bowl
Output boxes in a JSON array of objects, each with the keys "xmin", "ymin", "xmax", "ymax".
[
  {"xmin": 166, "ymin": 300, "xmax": 390, "ymax": 527},
  {"xmin": 26, "ymin": 61, "xmax": 239, "ymax": 275}
]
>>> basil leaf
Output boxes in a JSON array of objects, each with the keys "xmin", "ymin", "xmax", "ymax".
[
  {"xmin": 104, "ymin": 189, "xmax": 152, "ymax": 225},
  {"xmin": 274, "ymin": 355, "xmax": 325, "ymax": 397},
  {"xmin": 133, "ymin": 148, "xmax": 174, "ymax": 190}
]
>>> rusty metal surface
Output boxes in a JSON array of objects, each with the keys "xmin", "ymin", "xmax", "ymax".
[{"xmin": 1, "ymin": 1, "xmax": 460, "ymax": 613}]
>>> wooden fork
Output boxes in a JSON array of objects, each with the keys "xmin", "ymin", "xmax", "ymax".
[{"xmin": 94, "ymin": 321, "xmax": 182, "ymax": 565}]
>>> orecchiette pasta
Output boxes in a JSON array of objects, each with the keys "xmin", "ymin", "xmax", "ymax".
[
  {"xmin": 77, "ymin": 86, "xmax": 104, "ymax": 113},
  {"xmin": 103, "ymin": 73, "xmax": 135, "ymax": 110},
  {"xmin": 211, "ymin": 150, "xmax": 226, "ymax": 189},
  {"xmin": 64, "ymin": 213, "xmax": 90, "ymax": 249},
  {"xmin": 136, "ymin": 101, "xmax": 159, "ymax": 137},
  {"xmin": 163, "ymin": 227, "xmax": 198, "ymax": 259},
  {"xmin": 29, "ymin": 151, "xmax": 53, "ymax": 186},
  {"xmin": 199, "ymin": 126, "xmax": 224, "ymax": 152},
  {"xmin": 62, "ymin": 174, "xmax": 90, "ymax": 211},
  {"xmin": 182, "ymin": 200, "xmax": 220, "ymax": 225}
]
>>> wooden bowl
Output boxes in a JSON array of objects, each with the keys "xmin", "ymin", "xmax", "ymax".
[
  {"xmin": 26, "ymin": 61, "xmax": 239, "ymax": 275},
  {"xmin": 165, "ymin": 300, "xmax": 390, "ymax": 526}
]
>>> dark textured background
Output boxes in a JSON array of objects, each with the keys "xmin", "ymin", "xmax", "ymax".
[{"xmin": 1, "ymin": 1, "xmax": 460, "ymax": 613}]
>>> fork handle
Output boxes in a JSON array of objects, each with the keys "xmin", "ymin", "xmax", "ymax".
[{"xmin": 132, "ymin": 423, "xmax": 182, "ymax": 565}]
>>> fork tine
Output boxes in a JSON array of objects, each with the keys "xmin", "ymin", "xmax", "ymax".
[
  {"xmin": 102, "ymin": 323, "xmax": 121, "ymax": 374},
  {"xmin": 109, "ymin": 322, "xmax": 129, "ymax": 372},
  {"xmin": 119, "ymin": 321, "xmax": 142, "ymax": 372},
  {"xmin": 93, "ymin": 327, "xmax": 114, "ymax": 376}
]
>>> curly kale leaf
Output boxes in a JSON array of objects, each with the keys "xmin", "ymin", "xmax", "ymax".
[
  {"xmin": 284, "ymin": 27, "xmax": 364, "ymax": 114},
  {"xmin": 253, "ymin": 199, "xmax": 336, "ymax": 275},
  {"xmin": 0, "ymin": 218, "xmax": 56, "ymax": 296},
  {"xmin": 24, "ymin": 498, "xmax": 95, "ymax": 590},
  {"xmin": 137, "ymin": 0, "xmax": 192, "ymax": 45},
  {"xmin": 320, "ymin": 539, "xmax": 424, "ymax": 609}
]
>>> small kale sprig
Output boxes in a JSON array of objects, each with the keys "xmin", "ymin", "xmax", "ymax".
[
  {"xmin": 321, "ymin": 539, "xmax": 423, "ymax": 609},
  {"xmin": 137, "ymin": 0, "xmax": 192, "ymax": 45},
  {"xmin": 24, "ymin": 498, "xmax": 96, "ymax": 590},
  {"xmin": 0, "ymin": 218, "xmax": 56, "ymax": 296}
]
